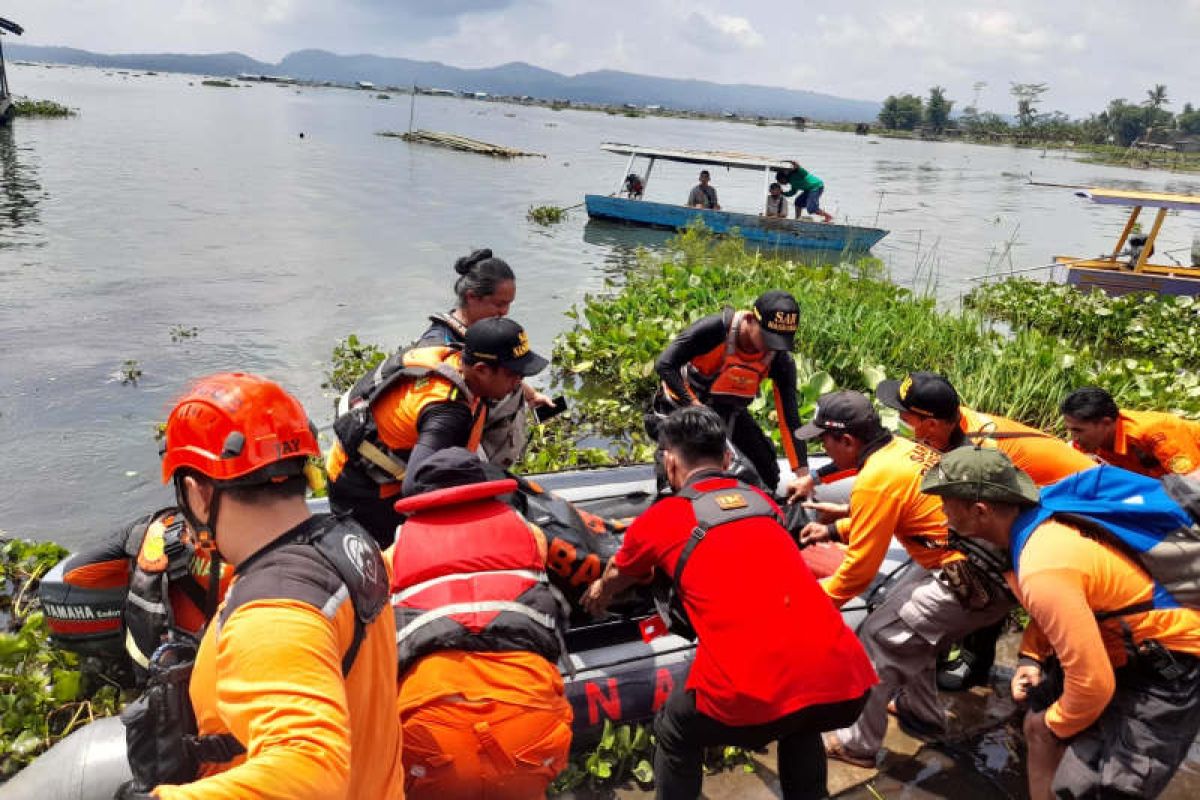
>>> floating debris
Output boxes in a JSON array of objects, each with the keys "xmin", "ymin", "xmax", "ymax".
[
  {"xmin": 527, "ymin": 205, "xmax": 568, "ymax": 225},
  {"xmin": 378, "ymin": 129, "xmax": 544, "ymax": 158}
]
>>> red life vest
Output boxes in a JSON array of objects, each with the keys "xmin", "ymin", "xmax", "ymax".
[
  {"xmin": 390, "ymin": 479, "xmax": 564, "ymax": 674},
  {"xmin": 683, "ymin": 309, "xmax": 774, "ymax": 403}
]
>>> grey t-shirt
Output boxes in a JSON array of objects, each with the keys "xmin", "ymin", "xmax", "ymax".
[{"xmin": 687, "ymin": 183, "xmax": 719, "ymax": 209}]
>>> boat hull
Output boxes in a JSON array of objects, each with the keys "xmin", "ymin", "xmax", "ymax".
[
  {"xmin": 585, "ymin": 195, "xmax": 888, "ymax": 252},
  {"xmin": 1060, "ymin": 257, "xmax": 1200, "ymax": 297}
]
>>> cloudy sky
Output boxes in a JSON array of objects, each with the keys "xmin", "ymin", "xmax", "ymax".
[{"xmin": 6, "ymin": 0, "xmax": 1199, "ymax": 115}]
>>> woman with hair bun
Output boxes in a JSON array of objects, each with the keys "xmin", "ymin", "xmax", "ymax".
[
  {"xmin": 414, "ymin": 249, "xmax": 553, "ymax": 467},
  {"xmin": 418, "ymin": 249, "xmax": 516, "ymax": 345}
]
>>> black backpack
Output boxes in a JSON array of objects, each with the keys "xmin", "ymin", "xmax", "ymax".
[{"xmin": 654, "ymin": 479, "xmax": 782, "ymax": 639}]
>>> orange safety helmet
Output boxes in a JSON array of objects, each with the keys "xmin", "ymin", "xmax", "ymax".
[{"xmin": 161, "ymin": 372, "xmax": 320, "ymax": 485}]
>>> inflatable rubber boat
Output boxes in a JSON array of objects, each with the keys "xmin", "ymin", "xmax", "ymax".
[{"xmin": 2, "ymin": 459, "xmax": 905, "ymax": 799}]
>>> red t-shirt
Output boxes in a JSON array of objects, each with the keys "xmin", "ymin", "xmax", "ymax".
[{"xmin": 613, "ymin": 476, "xmax": 877, "ymax": 726}]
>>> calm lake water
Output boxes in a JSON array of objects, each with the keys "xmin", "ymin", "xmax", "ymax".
[{"xmin": 3, "ymin": 64, "xmax": 1200, "ymax": 546}]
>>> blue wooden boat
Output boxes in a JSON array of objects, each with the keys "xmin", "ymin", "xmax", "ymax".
[
  {"xmin": 1059, "ymin": 188, "xmax": 1200, "ymax": 296},
  {"xmin": 585, "ymin": 143, "xmax": 888, "ymax": 252}
]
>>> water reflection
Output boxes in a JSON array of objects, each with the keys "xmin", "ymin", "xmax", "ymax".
[
  {"xmin": 0, "ymin": 126, "xmax": 40, "ymax": 241},
  {"xmin": 581, "ymin": 219, "xmax": 668, "ymax": 276}
]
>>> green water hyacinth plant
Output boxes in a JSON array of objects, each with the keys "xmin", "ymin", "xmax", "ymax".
[
  {"xmin": 527, "ymin": 205, "xmax": 569, "ymax": 225},
  {"xmin": 12, "ymin": 98, "xmax": 75, "ymax": 118},
  {"xmin": 0, "ymin": 538, "xmax": 126, "ymax": 779},
  {"xmin": 966, "ymin": 279, "xmax": 1200, "ymax": 368}
]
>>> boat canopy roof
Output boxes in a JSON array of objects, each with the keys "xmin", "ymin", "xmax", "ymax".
[
  {"xmin": 601, "ymin": 142, "xmax": 793, "ymax": 171},
  {"xmin": 1076, "ymin": 187, "xmax": 1200, "ymax": 212}
]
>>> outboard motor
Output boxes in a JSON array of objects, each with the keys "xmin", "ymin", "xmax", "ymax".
[{"xmin": 38, "ymin": 559, "xmax": 126, "ymax": 659}]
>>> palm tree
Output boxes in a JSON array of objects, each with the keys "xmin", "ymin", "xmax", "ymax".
[{"xmin": 1145, "ymin": 84, "xmax": 1169, "ymax": 109}]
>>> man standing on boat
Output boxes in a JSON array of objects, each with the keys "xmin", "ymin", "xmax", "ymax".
[
  {"xmin": 686, "ymin": 170, "xmax": 721, "ymax": 210},
  {"xmin": 776, "ymin": 160, "xmax": 833, "ymax": 223},
  {"xmin": 650, "ymin": 290, "xmax": 807, "ymax": 494},
  {"xmin": 1061, "ymin": 386, "xmax": 1200, "ymax": 480}
]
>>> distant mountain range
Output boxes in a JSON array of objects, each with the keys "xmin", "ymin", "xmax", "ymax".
[{"xmin": 5, "ymin": 43, "xmax": 881, "ymax": 122}]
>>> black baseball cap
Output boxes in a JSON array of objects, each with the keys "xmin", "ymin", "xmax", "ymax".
[
  {"xmin": 405, "ymin": 446, "xmax": 502, "ymax": 497},
  {"xmin": 876, "ymin": 371, "xmax": 960, "ymax": 421},
  {"xmin": 796, "ymin": 390, "xmax": 880, "ymax": 439},
  {"xmin": 464, "ymin": 318, "xmax": 548, "ymax": 377},
  {"xmin": 752, "ymin": 290, "xmax": 800, "ymax": 351}
]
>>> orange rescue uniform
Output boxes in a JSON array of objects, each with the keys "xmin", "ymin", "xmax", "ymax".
[
  {"xmin": 1081, "ymin": 409, "xmax": 1200, "ymax": 478},
  {"xmin": 155, "ymin": 586, "xmax": 403, "ymax": 799},
  {"xmin": 959, "ymin": 406, "xmax": 1096, "ymax": 486},
  {"xmin": 398, "ymin": 651, "xmax": 573, "ymax": 798},
  {"xmin": 826, "ymin": 436, "xmax": 954, "ymax": 607},
  {"xmin": 1012, "ymin": 519, "xmax": 1200, "ymax": 739},
  {"xmin": 391, "ymin": 514, "xmax": 572, "ymax": 799}
]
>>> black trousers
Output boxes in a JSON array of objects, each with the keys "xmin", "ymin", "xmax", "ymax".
[
  {"xmin": 1032, "ymin": 652, "xmax": 1200, "ymax": 799},
  {"xmin": 720, "ymin": 404, "xmax": 781, "ymax": 493},
  {"xmin": 645, "ymin": 394, "xmax": 781, "ymax": 493},
  {"xmin": 653, "ymin": 688, "xmax": 869, "ymax": 800}
]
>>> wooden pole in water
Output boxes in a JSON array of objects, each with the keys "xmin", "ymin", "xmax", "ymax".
[
  {"xmin": 408, "ymin": 83, "xmax": 417, "ymax": 135},
  {"xmin": 0, "ymin": 34, "xmax": 9, "ymax": 104}
]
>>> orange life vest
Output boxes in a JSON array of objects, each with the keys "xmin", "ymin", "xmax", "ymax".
[
  {"xmin": 680, "ymin": 309, "xmax": 774, "ymax": 403},
  {"xmin": 328, "ymin": 346, "xmax": 487, "ymax": 491}
]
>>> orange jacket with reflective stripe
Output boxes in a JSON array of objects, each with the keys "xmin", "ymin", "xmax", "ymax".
[
  {"xmin": 684, "ymin": 311, "xmax": 774, "ymax": 402},
  {"xmin": 326, "ymin": 349, "xmax": 486, "ymax": 486}
]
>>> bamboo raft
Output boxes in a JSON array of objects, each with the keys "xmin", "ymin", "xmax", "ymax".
[{"xmin": 379, "ymin": 129, "xmax": 544, "ymax": 158}]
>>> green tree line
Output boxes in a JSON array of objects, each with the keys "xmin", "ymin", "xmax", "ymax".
[{"xmin": 877, "ymin": 83, "xmax": 1200, "ymax": 147}]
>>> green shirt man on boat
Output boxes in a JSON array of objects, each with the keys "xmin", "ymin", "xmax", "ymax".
[{"xmin": 776, "ymin": 160, "xmax": 833, "ymax": 223}]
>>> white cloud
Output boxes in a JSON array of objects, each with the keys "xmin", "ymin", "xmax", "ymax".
[
  {"xmin": 964, "ymin": 10, "xmax": 1051, "ymax": 52},
  {"xmin": 262, "ymin": 0, "xmax": 296, "ymax": 24},
  {"xmin": 681, "ymin": 10, "xmax": 764, "ymax": 52}
]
